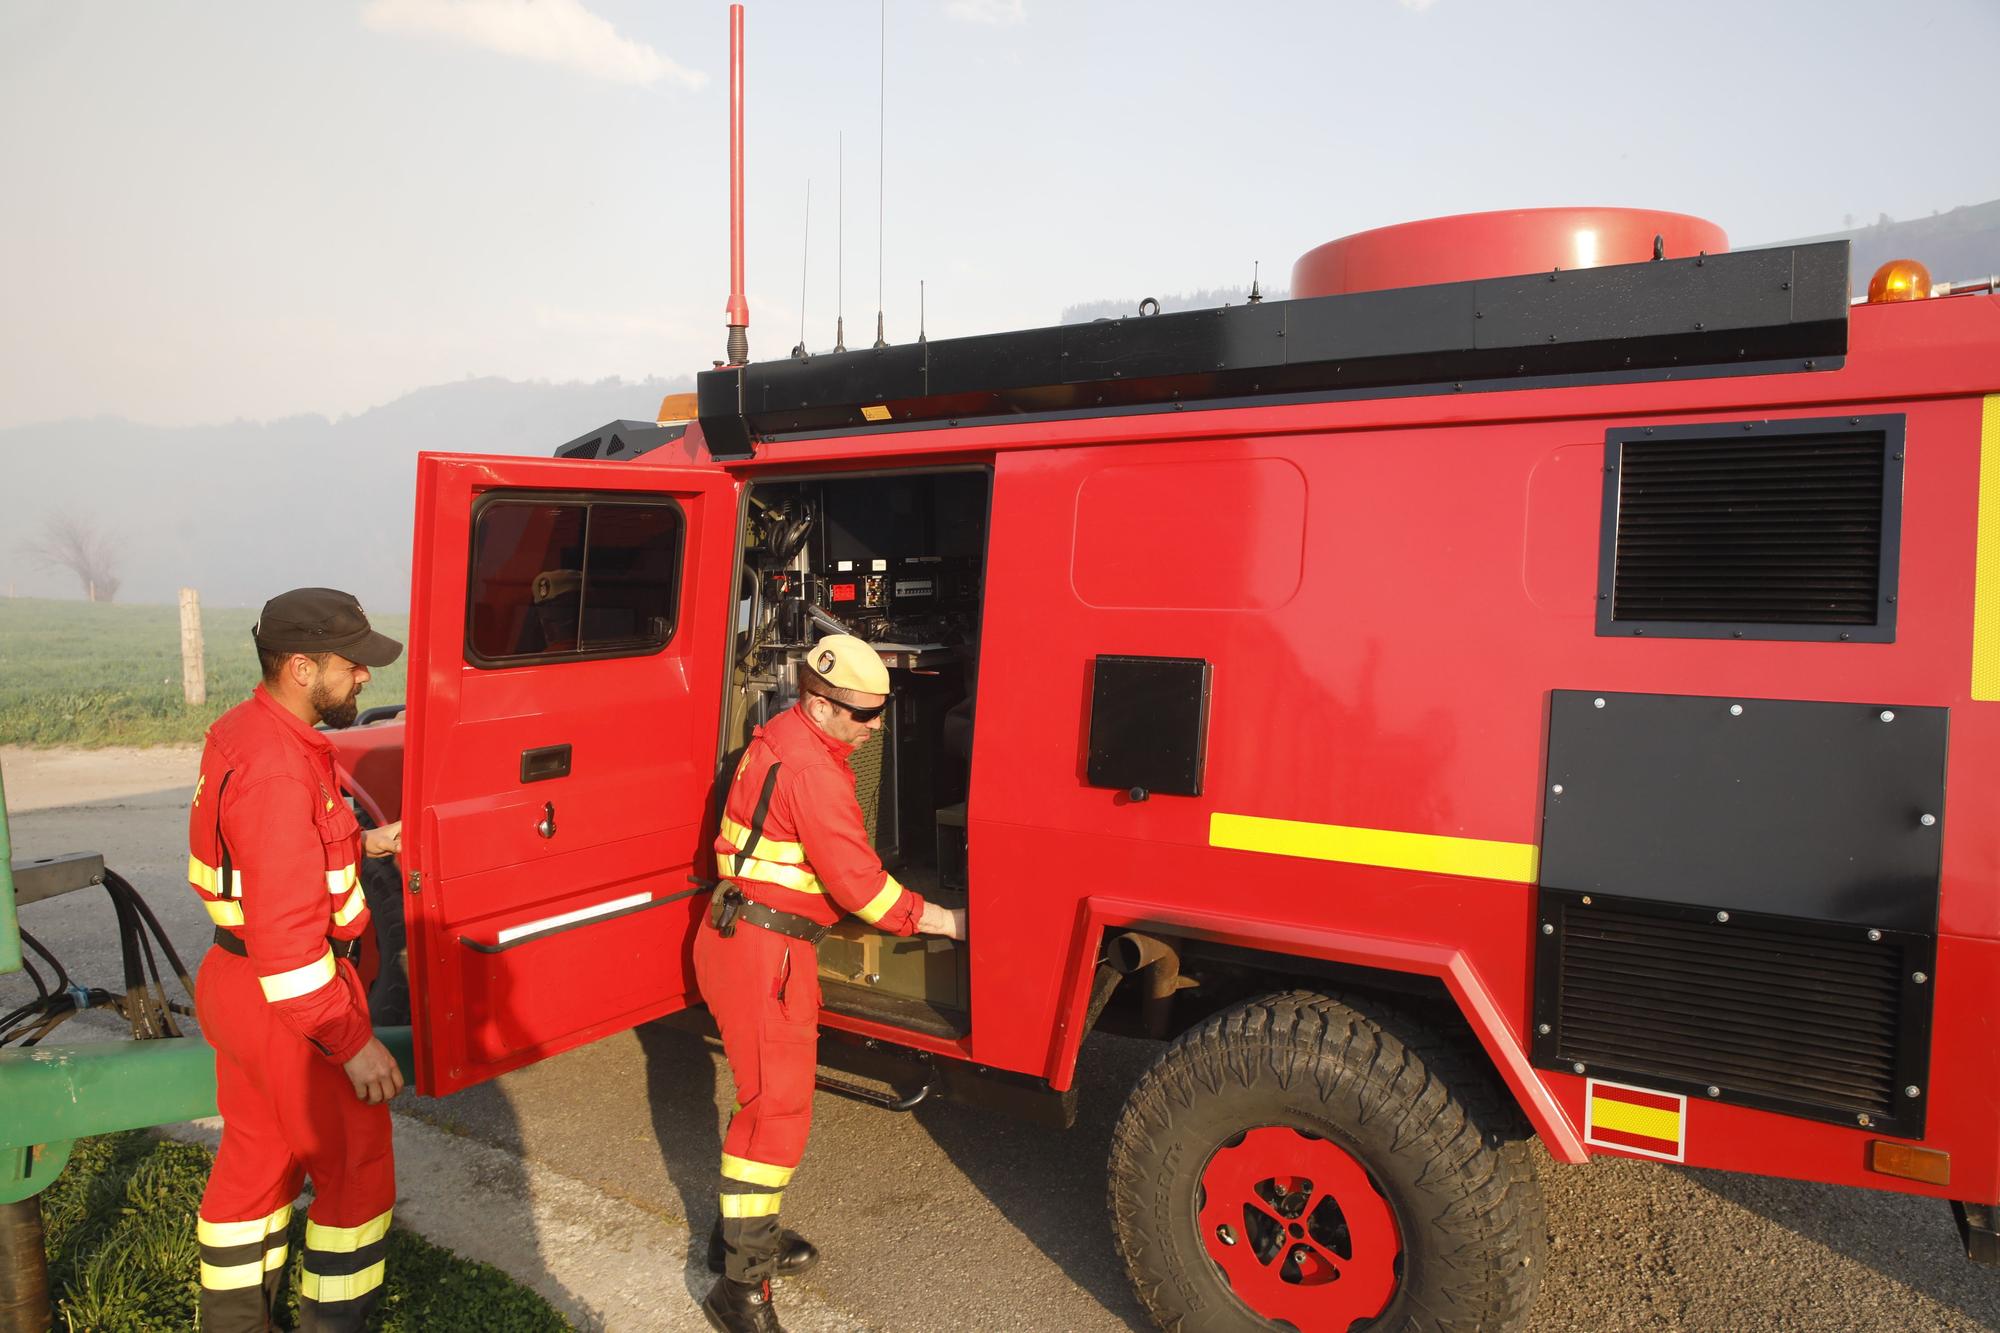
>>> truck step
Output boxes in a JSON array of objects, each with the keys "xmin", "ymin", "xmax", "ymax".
[{"xmin": 814, "ymin": 1062, "xmax": 933, "ymax": 1113}]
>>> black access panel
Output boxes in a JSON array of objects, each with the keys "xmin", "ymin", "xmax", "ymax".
[
  {"xmin": 1532, "ymin": 689, "xmax": 1947, "ymax": 1134},
  {"xmin": 1539, "ymin": 690, "xmax": 1947, "ymax": 929},
  {"xmin": 1087, "ymin": 656, "xmax": 1212, "ymax": 798}
]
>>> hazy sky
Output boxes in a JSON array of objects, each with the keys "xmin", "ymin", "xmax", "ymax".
[{"xmin": 3, "ymin": 0, "xmax": 1995, "ymax": 430}]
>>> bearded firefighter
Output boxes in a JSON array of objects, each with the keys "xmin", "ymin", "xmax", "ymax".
[
  {"xmin": 187, "ymin": 588, "xmax": 405, "ymax": 1332},
  {"xmin": 694, "ymin": 634, "xmax": 968, "ymax": 1331}
]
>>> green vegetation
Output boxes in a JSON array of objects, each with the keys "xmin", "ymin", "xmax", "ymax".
[
  {"xmin": 41, "ymin": 1132, "xmax": 570, "ymax": 1332},
  {"xmin": 0, "ymin": 599, "xmax": 407, "ymax": 747}
]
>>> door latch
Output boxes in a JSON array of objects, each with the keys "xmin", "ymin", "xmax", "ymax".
[{"xmin": 536, "ymin": 802, "xmax": 557, "ymax": 839}]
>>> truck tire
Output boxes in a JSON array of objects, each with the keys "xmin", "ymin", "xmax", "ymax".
[{"xmin": 1107, "ymin": 990, "xmax": 1544, "ymax": 1333}]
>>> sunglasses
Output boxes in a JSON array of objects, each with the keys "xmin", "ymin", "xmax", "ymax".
[{"xmin": 820, "ymin": 695, "xmax": 887, "ymax": 724}]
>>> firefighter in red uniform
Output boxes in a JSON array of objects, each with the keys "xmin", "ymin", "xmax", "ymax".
[
  {"xmin": 695, "ymin": 634, "xmax": 968, "ymax": 1332},
  {"xmin": 187, "ymin": 588, "xmax": 406, "ymax": 1333}
]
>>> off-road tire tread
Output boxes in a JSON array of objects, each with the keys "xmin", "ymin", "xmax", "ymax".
[{"xmin": 1107, "ymin": 990, "xmax": 1545, "ymax": 1333}]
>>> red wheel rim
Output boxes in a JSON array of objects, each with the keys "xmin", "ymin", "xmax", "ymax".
[{"xmin": 1196, "ymin": 1125, "xmax": 1401, "ymax": 1330}]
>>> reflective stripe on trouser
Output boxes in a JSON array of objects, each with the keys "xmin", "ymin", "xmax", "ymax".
[
  {"xmin": 197, "ymin": 1202, "xmax": 292, "ymax": 1333},
  {"xmin": 195, "ymin": 948, "xmax": 395, "ymax": 1333},
  {"xmin": 694, "ymin": 919, "xmax": 819, "ymax": 1283},
  {"xmin": 301, "ymin": 1207, "xmax": 393, "ymax": 1326}
]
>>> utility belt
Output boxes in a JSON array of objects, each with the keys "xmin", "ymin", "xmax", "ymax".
[
  {"xmin": 706, "ymin": 882, "xmax": 829, "ymax": 945},
  {"xmin": 212, "ymin": 926, "xmax": 361, "ymax": 963}
]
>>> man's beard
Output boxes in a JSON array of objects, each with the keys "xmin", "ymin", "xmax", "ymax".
[{"xmin": 311, "ymin": 678, "xmax": 360, "ymax": 729}]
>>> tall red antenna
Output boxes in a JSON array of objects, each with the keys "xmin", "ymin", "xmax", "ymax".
[{"xmin": 725, "ymin": 3, "xmax": 749, "ymax": 366}]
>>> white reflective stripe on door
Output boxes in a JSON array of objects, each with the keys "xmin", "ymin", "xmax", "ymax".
[{"xmin": 495, "ymin": 890, "xmax": 653, "ymax": 944}]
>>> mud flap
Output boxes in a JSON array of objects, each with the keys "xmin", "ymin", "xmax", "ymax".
[{"xmin": 1953, "ymin": 1200, "xmax": 2000, "ymax": 1265}]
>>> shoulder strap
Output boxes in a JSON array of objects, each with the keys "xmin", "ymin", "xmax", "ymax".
[
  {"xmin": 734, "ymin": 762, "xmax": 783, "ymax": 876},
  {"xmin": 213, "ymin": 770, "xmax": 236, "ymax": 900}
]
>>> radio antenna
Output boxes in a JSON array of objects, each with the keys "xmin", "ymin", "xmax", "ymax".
[
  {"xmin": 918, "ymin": 279, "xmax": 926, "ymax": 344},
  {"xmin": 793, "ymin": 179, "xmax": 811, "ymax": 359},
  {"xmin": 872, "ymin": 0, "xmax": 887, "ymax": 348},
  {"xmin": 1248, "ymin": 260, "xmax": 1263, "ymax": 304},
  {"xmin": 724, "ymin": 4, "xmax": 749, "ymax": 365},
  {"xmin": 835, "ymin": 133, "xmax": 847, "ymax": 351}
]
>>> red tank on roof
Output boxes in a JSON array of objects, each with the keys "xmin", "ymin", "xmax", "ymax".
[{"xmin": 1291, "ymin": 206, "xmax": 1730, "ymax": 296}]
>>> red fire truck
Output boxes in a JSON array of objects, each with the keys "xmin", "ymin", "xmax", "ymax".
[{"xmin": 330, "ymin": 200, "xmax": 2000, "ymax": 1330}]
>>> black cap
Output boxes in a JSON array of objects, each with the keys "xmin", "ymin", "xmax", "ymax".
[{"xmin": 254, "ymin": 588, "xmax": 403, "ymax": 668}]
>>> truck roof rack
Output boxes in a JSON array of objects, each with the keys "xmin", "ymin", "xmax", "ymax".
[{"xmin": 695, "ymin": 240, "xmax": 1849, "ymax": 460}]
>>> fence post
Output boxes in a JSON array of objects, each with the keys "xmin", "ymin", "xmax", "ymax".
[{"xmin": 178, "ymin": 588, "xmax": 206, "ymax": 707}]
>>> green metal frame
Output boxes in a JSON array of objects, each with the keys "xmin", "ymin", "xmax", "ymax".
[
  {"xmin": 1, "ymin": 763, "xmax": 21, "ymax": 977},
  {"xmin": 0, "ymin": 1030, "xmax": 415, "ymax": 1205}
]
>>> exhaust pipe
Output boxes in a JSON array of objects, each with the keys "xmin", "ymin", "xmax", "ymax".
[
  {"xmin": 1108, "ymin": 932, "xmax": 1194, "ymax": 1040},
  {"xmin": 724, "ymin": 3, "xmax": 749, "ymax": 366}
]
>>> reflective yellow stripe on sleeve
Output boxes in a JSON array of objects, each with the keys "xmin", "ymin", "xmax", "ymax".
[
  {"xmin": 326, "ymin": 864, "xmax": 359, "ymax": 895},
  {"xmin": 331, "ymin": 884, "xmax": 367, "ymax": 929},
  {"xmin": 259, "ymin": 949, "xmax": 337, "ymax": 1002},
  {"xmin": 731, "ymin": 858, "xmax": 824, "ymax": 894},
  {"xmin": 853, "ymin": 874, "xmax": 906, "ymax": 925},
  {"xmin": 719, "ymin": 816, "xmax": 807, "ymax": 864},
  {"xmin": 721, "ymin": 1153, "xmax": 796, "ymax": 1188},
  {"xmin": 188, "ymin": 854, "xmax": 242, "ymax": 897},
  {"xmin": 305, "ymin": 1208, "xmax": 393, "ymax": 1253},
  {"xmin": 719, "ymin": 1192, "xmax": 783, "ymax": 1218},
  {"xmin": 203, "ymin": 897, "xmax": 246, "ymax": 928}
]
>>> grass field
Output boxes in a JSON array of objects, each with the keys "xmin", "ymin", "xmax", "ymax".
[
  {"xmin": 42, "ymin": 1132, "xmax": 570, "ymax": 1331},
  {"xmin": 0, "ymin": 598, "xmax": 408, "ymax": 747}
]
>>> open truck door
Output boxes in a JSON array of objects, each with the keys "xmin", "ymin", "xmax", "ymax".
[{"xmin": 402, "ymin": 453, "xmax": 737, "ymax": 1096}]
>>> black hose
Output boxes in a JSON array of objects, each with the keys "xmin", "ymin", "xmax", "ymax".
[
  {"xmin": 0, "ymin": 870, "xmax": 197, "ymax": 1047},
  {"xmin": 20, "ymin": 930, "xmax": 71, "ymax": 994}
]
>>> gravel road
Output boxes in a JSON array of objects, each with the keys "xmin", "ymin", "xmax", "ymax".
[{"xmin": 3, "ymin": 744, "xmax": 1996, "ymax": 1332}]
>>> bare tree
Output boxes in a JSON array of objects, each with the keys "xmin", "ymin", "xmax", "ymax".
[{"xmin": 19, "ymin": 511, "xmax": 122, "ymax": 603}]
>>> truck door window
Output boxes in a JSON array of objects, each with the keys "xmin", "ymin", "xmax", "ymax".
[{"xmin": 466, "ymin": 495, "xmax": 685, "ymax": 666}]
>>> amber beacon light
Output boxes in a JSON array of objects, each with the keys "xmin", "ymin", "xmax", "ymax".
[{"xmin": 1867, "ymin": 258, "xmax": 1933, "ymax": 303}]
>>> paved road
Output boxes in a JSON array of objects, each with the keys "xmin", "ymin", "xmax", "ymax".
[{"xmin": 5, "ymin": 745, "xmax": 1998, "ymax": 1332}]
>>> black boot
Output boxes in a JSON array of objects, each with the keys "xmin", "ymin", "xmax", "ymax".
[
  {"xmin": 706, "ymin": 1216, "xmax": 819, "ymax": 1276},
  {"xmin": 701, "ymin": 1276, "xmax": 784, "ymax": 1333}
]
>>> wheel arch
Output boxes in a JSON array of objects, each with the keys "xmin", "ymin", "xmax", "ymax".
[{"xmin": 1051, "ymin": 896, "xmax": 1587, "ymax": 1163}]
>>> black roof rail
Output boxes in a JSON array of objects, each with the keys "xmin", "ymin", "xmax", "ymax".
[{"xmin": 696, "ymin": 241, "xmax": 1850, "ymax": 460}]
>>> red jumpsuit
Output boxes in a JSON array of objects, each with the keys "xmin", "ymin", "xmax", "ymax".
[
  {"xmin": 187, "ymin": 686, "xmax": 394, "ymax": 1333},
  {"xmin": 694, "ymin": 704, "xmax": 928, "ymax": 1281}
]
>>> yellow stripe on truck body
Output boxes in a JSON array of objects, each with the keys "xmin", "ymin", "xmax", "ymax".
[
  {"xmin": 1209, "ymin": 812, "xmax": 1539, "ymax": 883},
  {"xmin": 1974, "ymin": 394, "xmax": 2000, "ymax": 700}
]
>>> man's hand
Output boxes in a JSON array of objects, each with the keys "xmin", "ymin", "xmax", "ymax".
[
  {"xmin": 362, "ymin": 821, "xmax": 402, "ymax": 859},
  {"xmin": 343, "ymin": 1036, "xmax": 404, "ymax": 1104},
  {"xmin": 917, "ymin": 903, "xmax": 968, "ymax": 940}
]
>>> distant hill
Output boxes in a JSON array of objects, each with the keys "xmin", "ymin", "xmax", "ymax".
[
  {"xmin": 1061, "ymin": 285, "xmax": 1287, "ymax": 325},
  {"xmin": 0, "ymin": 375, "xmax": 688, "ymax": 612},
  {"xmin": 12, "ymin": 204, "xmax": 1994, "ymax": 618},
  {"xmin": 1061, "ymin": 201, "xmax": 2000, "ymax": 319},
  {"xmin": 1764, "ymin": 199, "xmax": 2000, "ymax": 294}
]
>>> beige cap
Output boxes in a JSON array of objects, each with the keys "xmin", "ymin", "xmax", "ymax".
[{"xmin": 803, "ymin": 634, "xmax": 890, "ymax": 699}]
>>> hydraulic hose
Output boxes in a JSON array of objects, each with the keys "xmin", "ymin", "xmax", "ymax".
[{"xmin": 0, "ymin": 870, "xmax": 195, "ymax": 1047}]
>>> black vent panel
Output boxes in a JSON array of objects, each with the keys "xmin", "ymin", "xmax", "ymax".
[
  {"xmin": 1532, "ymin": 893, "xmax": 1932, "ymax": 1136},
  {"xmin": 1597, "ymin": 415, "xmax": 1902, "ymax": 642}
]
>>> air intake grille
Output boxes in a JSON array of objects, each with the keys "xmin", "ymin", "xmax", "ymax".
[
  {"xmin": 1598, "ymin": 417, "xmax": 1901, "ymax": 642},
  {"xmin": 1533, "ymin": 894, "xmax": 1931, "ymax": 1134}
]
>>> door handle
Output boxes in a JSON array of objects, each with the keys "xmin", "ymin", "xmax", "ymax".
[{"xmin": 536, "ymin": 801, "xmax": 557, "ymax": 839}]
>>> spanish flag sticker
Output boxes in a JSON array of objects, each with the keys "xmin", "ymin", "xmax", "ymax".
[{"xmin": 1584, "ymin": 1079, "xmax": 1687, "ymax": 1163}]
